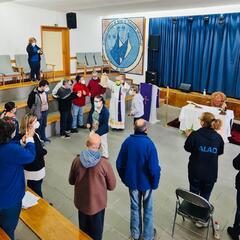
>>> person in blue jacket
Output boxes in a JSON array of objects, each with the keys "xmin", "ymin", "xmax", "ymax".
[
  {"xmin": 0, "ymin": 117, "xmax": 36, "ymax": 240},
  {"xmin": 26, "ymin": 37, "xmax": 42, "ymax": 81},
  {"xmin": 184, "ymin": 112, "xmax": 224, "ymax": 202},
  {"xmin": 228, "ymin": 153, "xmax": 240, "ymax": 240},
  {"xmin": 116, "ymin": 119, "xmax": 161, "ymax": 240},
  {"xmin": 87, "ymin": 95, "xmax": 109, "ymax": 158}
]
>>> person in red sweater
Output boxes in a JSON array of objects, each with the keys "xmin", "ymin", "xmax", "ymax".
[
  {"xmin": 71, "ymin": 75, "xmax": 90, "ymax": 133},
  {"xmin": 88, "ymin": 71, "xmax": 106, "ymax": 106}
]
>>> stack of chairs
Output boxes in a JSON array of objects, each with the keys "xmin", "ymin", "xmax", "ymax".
[{"xmin": 76, "ymin": 52, "xmax": 111, "ymax": 76}]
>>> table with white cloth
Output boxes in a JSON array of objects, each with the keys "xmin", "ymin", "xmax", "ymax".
[{"xmin": 179, "ymin": 104, "xmax": 234, "ymax": 143}]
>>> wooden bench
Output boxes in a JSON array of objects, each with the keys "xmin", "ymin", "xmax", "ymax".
[
  {"xmin": 0, "ymin": 228, "xmax": 10, "ymax": 240},
  {"xmin": 20, "ymin": 188, "xmax": 92, "ymax": 240}
]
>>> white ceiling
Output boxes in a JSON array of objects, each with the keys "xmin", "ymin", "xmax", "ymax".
[{"xmin": 5, "ymin": 0, "xmax": 240, "ymax": 13}]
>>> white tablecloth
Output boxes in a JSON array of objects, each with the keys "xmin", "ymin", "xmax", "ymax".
[{"xmin": 179, "ymin": 104, "xmax": 234, "ymax": 143}]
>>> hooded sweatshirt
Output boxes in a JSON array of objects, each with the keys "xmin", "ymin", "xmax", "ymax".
[
  {"xmin": 184, "ymin": 127, "xmax": 224, "ymax": 182},
  {"xmin": 69, "ymin": 150, "xmax": 116, "ymax": 215},
  {"xmin": 131, "ymin": 93, "xmax": 144, "ymax": 118}
]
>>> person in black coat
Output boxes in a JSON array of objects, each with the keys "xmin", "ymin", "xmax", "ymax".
[
  {"xmin": 228, "ymin": 153, "xmax": 240, "ymax": 240},
  {"xmin": 26, "ymin": 37, "xmax": 43, "ymax": 81},
  {"xmin": 54, "ymin": 80, "xmax": 81, "ymax": 138},
  {"xmin": 184, "ymin": 112, "xmax": 224, "ymax": 201},
  {"xmin": 20, "ymin": 113, "xmax": 47, "ymax": 198}
]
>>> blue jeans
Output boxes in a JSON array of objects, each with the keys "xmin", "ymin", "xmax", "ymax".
[
  {"xmin": 129, "ymin": 189, "xmax": 154, "ymax": 240},
  {"xmin": 38, "ymin": 110, "xmax": 48, "ymax": 141},
  {"xmin": 0, "ymin": 201, "xmax": 22, "ymax": 240},
  {"xmin": 72, "ymin": 104, "xmax": 83, "ymax": 129},
  {"xmin": 189, "ymin": 177, "xmax": 215, "ymax": 201}
]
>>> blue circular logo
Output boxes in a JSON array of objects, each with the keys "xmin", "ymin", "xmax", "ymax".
[{"xmin": 103, "ymin": 19, "xmax": 143, "ymax": 72}]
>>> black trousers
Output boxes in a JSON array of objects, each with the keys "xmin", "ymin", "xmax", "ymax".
[
  {"xmin": 189, "ymin": 176, "xmax": 215, "ymax": 201},
  {"xmin": 27, "ymin": 179, "xmax": 43, "ymax": 198},
  {"xmin": 29, "ymin": 61, "xmax": 40, "ymax": 80},
  {"xmin": 90, "ymin": 97, "xmax": 94, "ymax": 107},
  {"xmin": 78, "ymin": 209, "xmax": 105, "ymax": 240},
  {"xmin": 233, "ymin": 190, "xmax": 240, "ymax": 234},
  {"xmin": 60, "ymin": 111, "xmax": 72, "ymax": 135}
]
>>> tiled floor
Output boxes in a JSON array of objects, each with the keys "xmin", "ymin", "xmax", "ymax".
[{"xmin": 15, "ymin": 106, "xmax": 239, "ymax": 240}]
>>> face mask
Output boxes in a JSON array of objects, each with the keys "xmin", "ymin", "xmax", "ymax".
[
  {"xmin": 94, "ymin": 101, "xmax": 102, "ymax": 109},
  {"xmin": 81, "ymin": 80, "xmax": 86, "ymax": 85},
  {"xmin": 45, "ymin": 86, "xmax": 50, "ymax": 92},
  {"xmin": 93, "ymin": 77, "xmax": 98, "ymax": 80},
  {"xmin": 11, "ymin": 130, "xmax": 16, "ymax": 139},
  {"xmin": 116, "ymin": 80, "xmax": 121, "ymax": 86},
  {"xmin": 32, "ymin": 43, "xmax": 36, "ymax": 47},
  {"xmin": 129, "ymin": 90, "xmax": 134, "ymax": 96},
  {"xmin": 33, "ymin": 121, "xmax": 40, "ymax": 129}
]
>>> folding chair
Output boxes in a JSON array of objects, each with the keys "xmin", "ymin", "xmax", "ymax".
[
  {"xmin": 85, "ymin": 52, "xmax": 98, "ymax": 73},
  {"xmin": 14, "ymin": 54, "xmax": 31, "ymax": 81},
  {"xmin": 0, "ymin": 55, "xmax": 22, "ymax": 85},
  {"xmin": 76, "ymin": 52, "xmax": 87, "ymax": 76},
  {"xmin": 41, "ymin": 54, "xmax": 55, "ymax": 80},
  {"xmin": 172, "ymin": 188, "xmax": 215, "ymax": 240},
  {"xmin": 94, "ymin": 52, "xmax": 111, "ymax": 73}
]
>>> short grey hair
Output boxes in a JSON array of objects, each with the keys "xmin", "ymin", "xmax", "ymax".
[{"xmin": 134, "ymin": 119, "xmax": 147, "ymax": 133}]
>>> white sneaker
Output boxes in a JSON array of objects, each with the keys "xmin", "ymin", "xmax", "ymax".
[{"xmin": 195, "ymin": 222, "xmax": 208, "ymax": 228}]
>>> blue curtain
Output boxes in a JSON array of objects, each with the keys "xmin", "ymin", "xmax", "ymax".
[{"xmin": 148, "ymin": 13, "xmax": 240, "ymax": 98}]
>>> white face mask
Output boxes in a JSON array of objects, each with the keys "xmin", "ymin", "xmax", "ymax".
[
  {"xmin": 11, "ymin": 130, "xmax": 16, "ymax": 139},
  {"xmin": 81, "ymin": 80, "xmax": 86, "ymax": 85},
  {"xmin": 129, "ymin": 90, "xmax": 134, "ymax": 96},
  {"xmin": 93, "ymin": 77, "xmax": 98, "ymax": 80},
  {"xmin": 45, "ymin": 86, "xmax": 50, "ymax": 92},
  {"xmin": 32, "ymin": 43, "xmax": 36, "ymax": 47},
  {"xmin": 94, "ymin": 101, "xmax": 102, "ymax": 109},
  {"xmin": 33, "ymin": 121, "xmax": 40, "ymax": 129}
]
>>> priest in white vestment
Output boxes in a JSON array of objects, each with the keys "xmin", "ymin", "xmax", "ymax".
[{"xmin": 108, "ymin": 75, "xmax": 130, "ymax": 130}]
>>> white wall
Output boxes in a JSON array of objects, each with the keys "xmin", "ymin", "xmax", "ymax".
[
  {"xmin": 72, "ymin": 4, "xmax": 240, "ymax": 84},
  {"xmin": 0, "ymin": 2, "xmax": 240, "ymax": 81},
  {"xmin": 0, "ymin": 2, "xmax": 66, "ymax": 58}
]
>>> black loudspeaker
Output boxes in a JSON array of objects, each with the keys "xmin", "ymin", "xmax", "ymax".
[
  {"xmin": 148, "ymin": 35, "xmax": 160, "ymax": 51},
  {"xmin": 146, "ymin": 71, "xmax": 157, "ymax": 85},
  {"xmin": 66, "ymin": 12, "xmax": 77, "ymax": 29},
  {"xmin": 179, "ymin": 83, "xmax": 191, "ymax": 93}
]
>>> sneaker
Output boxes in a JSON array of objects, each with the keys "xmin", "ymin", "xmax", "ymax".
[
  {"xmin": 227, "ymin": 227, "xmax": 239, "ymax": 240},
  {"xmin": 65, "ymin": 130, "xmax": 71, "ymax": 134},
  {"xmin": 64, "ymin": 133, "xmax": 71, "ymax": 139},
  {"xmin": 129, "ymin": 237, "xmax": 139, "ymax": 240},
  {"xmin": 195, "ymin": 222, "xmax": 208, "ymax": 228},
  {"xmin": 60, "ymin": 134, "xmax": 65, "ymax": 138},
  {"xmin": 153, "ymin": 228, "xmax": 157, "ymax": 240},
  {"xmin": 71, "ymin": 128, "xmax": 78, "ymax": 133},
  {"xmin": 44, "ymin": 138, "xmax": 51, "ymax": 143}
]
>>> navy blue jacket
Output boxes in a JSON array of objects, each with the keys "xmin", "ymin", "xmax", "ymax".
[
  {"xmin": 233, "ymin": 153, "xmax": 240, "ymax": 190},
  {"xmin": 87, "ymin": 106, "xmax": 109, "ymax": 136},
  {"xmin": 0, "ymin": 141, "xmax": 35, "ymax": 209},
  {"xmin": 184, "ymin": 127, "xmax": 224, "ymax": 183},
  {"xmin": 26, "ymin": 44, "xmax": 41, "ymax": 63},
  {"xmin": 116, "ymin": 133, "xmax": 161, "ymax": 191}
]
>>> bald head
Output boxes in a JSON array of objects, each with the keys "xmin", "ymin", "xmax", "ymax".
[
  {"xmin": 86, "ymin": 133, "xmax": 101, "ymax": 151},
  {"xmin": 134, "ymin": 119, "xmax": 147, "ymax": 133}
]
